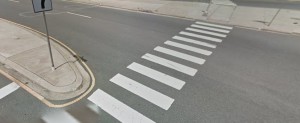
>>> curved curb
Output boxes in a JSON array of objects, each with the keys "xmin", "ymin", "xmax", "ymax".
[{"xmin": 0, "ymin": 18, "xmax": 95, "ymax": 108}]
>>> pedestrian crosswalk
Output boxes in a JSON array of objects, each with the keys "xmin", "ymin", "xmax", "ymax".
[
  {"xmin": 127, "ymin": 62, "xmax": 185, "ymax": 90},
  {"xmin": 191, "ymin": 24, "xmax": 230, "ymax": 33},
  {"xmin": 42, "ymin": 110, "xmax": 80, "ymax": 123},
  {"xmin": 180, "ymin": 31, "xmax": 223, "ymax": 43},
  {"xmin": 88, "ymin": 21, "xmax": 233, "ymax": 123},
  {"xmin": 142, "ymin": 53, "xmax": 197, "ymax": 76},
  {"xmin": 110, "ymin": 73, "xmax": 175, "ymax": 110},
  {"xmin": 88, "ymin": 89, "xmax": 155, "ymax": 123},
  {"xmin": 195, "ymin": 21, "xmax": 233, "ymax": 30},
  {"xmin": 172, "ymin": 36, "xmax": 217, "ymax": 48},
  {"xmin": 186, "ymin": 28, "xmax": 227, "ymax": 38},
  {"xmin": 0, "ymin": 21, "xmax": 234, "ymax": 123},
  {"xmin": 154, "ymin": 46, "xmax": 206, "ymax": 65},
  {"xmin": 164, "ymin": 41, "xmax": 212, "ymax": 56}
]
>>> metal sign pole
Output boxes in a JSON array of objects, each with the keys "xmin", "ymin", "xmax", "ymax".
[{"xmin": 42, "ymin": 11, "xmax": 55, "ymax": 70}]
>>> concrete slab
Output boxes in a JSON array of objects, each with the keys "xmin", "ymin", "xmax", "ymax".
[
  {"xmin": 118, "ymin": 1, "xmax": 164, "ymax": 12},
  {"xmin": 229, "ymin": 6, "xmax": 278, "ymax": 28},
  {"xmin": 0, "ymin": 21, "xmax": 46, "ymax": 58},
  {"xmin": 157, "ymin": 1, "xmax": 208, "ymax": 20},
  {"xmin": 8, "ymin": 45, "xmax": 76, "ymax": 87},
  {"xmin": 267, "ymin": 9, "xmax": 300, "ymax": 33},
  {"xmin": 208, "ymin": 4, "xmax": 236, "ymax": 22}
]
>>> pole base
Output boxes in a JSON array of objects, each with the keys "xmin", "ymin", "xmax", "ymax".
[{"xmin": 51, "ymin": 67, "xmax": 55, "ymax": 71}]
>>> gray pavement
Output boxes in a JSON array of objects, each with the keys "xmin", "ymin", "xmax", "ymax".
[{"xmin": 1, "ymin": 0, "xmax": 300, "ymax": 123}]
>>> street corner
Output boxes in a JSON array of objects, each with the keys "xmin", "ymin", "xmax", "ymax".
[{"xmin": 0, "ymin": 18, "xmax": 95, "ymax": 107}]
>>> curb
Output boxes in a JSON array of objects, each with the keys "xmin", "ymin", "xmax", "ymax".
[
  {"xmin": 65, "ymin": 0, "xmax": 300, "ymax": 37},
  {"xmin": 0, "ymin": 18, "xmax": 96, "ymax": 108}
]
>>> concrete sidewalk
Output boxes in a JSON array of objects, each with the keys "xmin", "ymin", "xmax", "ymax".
[
  {"xmin": 0, "ymin": 19, "xmax": 93, "ymax": 104},
  {"xmin": 69, "ymin": 0, "xmax": 300, "ymax": 34}
]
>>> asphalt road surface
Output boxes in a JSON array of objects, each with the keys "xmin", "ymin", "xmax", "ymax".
[{"xmin": 1, "ymin": 0, "xmax": 300, "ymax": 123}]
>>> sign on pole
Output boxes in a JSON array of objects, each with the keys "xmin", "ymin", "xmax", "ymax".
[
  {"xmin": 32, "ymin": 0, "xmax": 55, "ymax": 70},
  {"xmin": 32, "ymin": 0, "xmax": 53, "ymax": 13}
]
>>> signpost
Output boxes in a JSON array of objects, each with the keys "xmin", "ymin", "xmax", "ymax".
[{"xmin": 32, "ymin": 0, "xmax": 55, "ymax": 70}]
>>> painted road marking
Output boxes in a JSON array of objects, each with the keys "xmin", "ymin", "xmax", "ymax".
[
  {"xmin": 88, "ymin": 89, "xmax": 155, "ymax": 123},
  {"xmin": 180, "ymin": 31, "xmax": 222, "ymax": 43},
  {"xmin": 165, "ymin": 41, "xmax": 212, "ymax": 56},
  {"xmin": 110, "ymin": 74, "xmax": 174, "ymax": 110},
  {"xmin": 42, "ymin": 110, "xmax": 80, "ymax": 123},
  {"xmin": 127, "ymin": 62, "xmax": 185, "ymax": 90},
  {"xmin": 0, "ymin": 82, "xmax": 20, "ymax": 100},
  {"xmin": 142, "ymin": 53, "xmax": 197, "ymax": 76},
  {"xmin": 86, "ymin": 103, "xmax": 100, "ymax": 114},
  {"xmin": 66, "ymin": 12, "xmax": 92, "ymax": 18},
  {"xmin": 9, "ymin": 0, "xmax": 19, "ymax": 2},
  {"xmin": 186, "ymin": 27, "xmax": 227, "ymax": 38},
  {"xmin": 172, "ymin": 36, "xmax": 216, "ymax": 48},
  {"xmin": 154, "ymin": 46, "xmax": 205, "ymax": 65},
  {"xmin": 191, "ymin": 24, "xmax": 230, "ymax": 33},
  {"xmin": 196, "ymin": 21, "xmax": 233, "ymax": 30}
]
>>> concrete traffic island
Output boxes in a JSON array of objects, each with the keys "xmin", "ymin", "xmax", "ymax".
[{"xmin": 0, "ymin": 18, "xmax": 95, "ymax": 107}]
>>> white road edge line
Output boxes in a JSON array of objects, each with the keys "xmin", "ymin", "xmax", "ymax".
[
  {"xmin": 196, "ymin": 21, "xmax": 233, "ymax": 30},
  {"xmin": 180, "ymin": 31, "xmax": 222, "ymax": 43},
  {"xmin": 172, "ymin": 36, "xmax": 217, "ymax": 48},
  {"xmin": 186, "ymin": 28, "xmax": 227, "ymax": 38},
  {"xmin": 9, "ymin": 0, "xmax": 19, "ymax": 2},
  {"xmin": 127, "ymin": 62, "xmax": 185, "ymax": 90},
  {"xmin": 191, "ymin": 24, "xmax": 230, "ymax": 33},
  {"xmin": 154, "ymin": 46, "xmax": 206, "ymax": 65},
  {"xmin": 110, "ymin": 74, "xmax": 174, "ymax": 110},
  {"xmin": 0, "ymin": 82, "xmax": 20, "ymax": 100},
  {"xmin": 88, "ymin": 89, "xmax": 156, "ymax": 123},
  {"xmin": 66, "ymin": 12, "xmax": 92, "ymax": 18},
  {"xmin": 165, "ymin": 40, "xmax": 212, "ymax": 56},
  {"xmin": 142, "ymin": 53, "xmax": 197, "ymax": 76}
]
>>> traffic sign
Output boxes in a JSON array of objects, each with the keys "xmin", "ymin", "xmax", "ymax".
[{"xmin": 32, "ymin": 0, "xmax": 53, "ymax": 13}]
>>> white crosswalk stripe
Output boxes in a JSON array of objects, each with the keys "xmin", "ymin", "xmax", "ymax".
[
  {"xmin": 142, "ymin": 53, "xmax": 197, "ymax": 76},
  {"xmin": 191, "ymin": 24, "xmax": 230, "ymax": 33},
  {"xmin": 172, "ymin": 36, "xmax": 216, "ymax": 48},
  {"xmin": 0, "ymin": 82, "xmax": 20, "ymax": 100},
  {"xmin": 86, "ymin": 103, "xmax": 101, "ymax": 114},
  {"xmin": 88, "ymin": 89, "xmax": 155, "ymax": 123},
  {"xmin": 165, "ymin": 41, "xmax": 212, "ymax": 56},
  {"xmin": 110, "ymin": 74, "xmax": 174, "ymax": 110},
  {"xmin": 186, "ymin": 27, "xmax": 227, "ymax": 38},
  {"xmin": 127, "ymin": 62, "xmax": 185, "ymax": 90},
  {"xmin": 42, "ymin": 110, "xmax": 80, "ymax": 123},
  {"xmin": 196, "ymin": 21, "xmax": 233, "ymax": 30},
  {"xmin": 154, "ymin": 46, "xmax": 205, "ymax": 65},
  {"xmin": 180, "ymin": 31, "xmax": 222, "ymax": 43}
]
